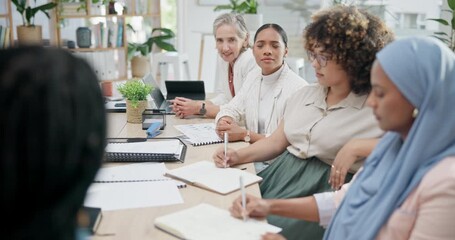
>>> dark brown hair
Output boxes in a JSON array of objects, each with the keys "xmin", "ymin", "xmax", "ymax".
[
  {"xmin": 304, "ymin": 5, "xmax": 394, "ymax": 95},
  {"xmin": 0, "ymin": 46, "xmax": 106, "ymax": 239}
]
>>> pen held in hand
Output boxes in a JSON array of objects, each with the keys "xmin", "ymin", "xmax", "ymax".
[
  {"xmin": 224, "ymin": 132, "xmax": 228, "ymax": 168},
  {"xmin": 240, "ymin": 175, "xmax": 247, "ymax": 222}
]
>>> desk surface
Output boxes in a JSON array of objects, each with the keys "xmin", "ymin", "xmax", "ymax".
[{"xmin": 96, "ymin": 113, "xmax": 260, "ymax": 239}]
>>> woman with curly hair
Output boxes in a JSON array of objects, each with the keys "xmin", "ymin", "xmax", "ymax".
[
  {"xmin": 231, "ymin": 36, "xmax": 455, "ymax": 240},
  {"xmin": 213, "ymin": 5, "xmax": 394, "ymax": 239}
]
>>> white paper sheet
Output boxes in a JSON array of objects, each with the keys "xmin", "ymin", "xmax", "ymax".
[
  {"xmin": 94, "ymin": 162, "xmax": 168, "ymax": 182},
  {"xmin": 84, "ymin": 181, "xmax": 183, "ymax": 211},
  {"xmin": 105, "ymin": 140, "xmax": 181, "ymax": 154}
]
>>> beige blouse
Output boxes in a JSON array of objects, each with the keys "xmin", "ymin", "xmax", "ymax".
[{"xmin": 283, "ymin": 83, "xmax": 383, "ymax": 172}]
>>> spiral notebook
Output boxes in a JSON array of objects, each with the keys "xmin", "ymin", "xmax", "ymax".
[
  {"xmin": 104, "ymin": 138, "xmax": 186, "ymax": 162},
  {"xmin": 94, "ymin": 162, "xmax": 186, "ymax": 188},
  {"xmin": 174, "ymin": 123, "xmax": 223, "ymax": 146}
]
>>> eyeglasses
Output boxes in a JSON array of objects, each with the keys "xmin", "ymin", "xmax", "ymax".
[{"xmin": 307, "ymin": 51, "xmax": 331, "ymax": 67}]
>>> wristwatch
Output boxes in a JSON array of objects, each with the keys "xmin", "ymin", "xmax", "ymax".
[
  {"xmin": 199, "ymin": 102, "xmax": 207, "ymax": 115},
  {"xmin": 244, "ymin": 130, "xmax": 251, "ymax": 143}
]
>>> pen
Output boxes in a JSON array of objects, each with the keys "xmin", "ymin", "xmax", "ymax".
[
  {"xmin": 240, "ymin": 175, "xmax": 247, "ymax": 222},
  {"xmin": 224, "ymin": 132, "xmax": 228, "ymax": 168}
]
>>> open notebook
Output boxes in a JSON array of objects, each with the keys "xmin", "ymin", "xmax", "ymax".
[
  {"xmin": 174, "ymin": 123, "xmax": 223, "ymax": 146},
  {"xmin": 155, "ymin": 203, "xmax": 282, "ymax": 240},
  {"xmin": 165, "ymin": 161, "xmax": 262, "ymax": 195}
]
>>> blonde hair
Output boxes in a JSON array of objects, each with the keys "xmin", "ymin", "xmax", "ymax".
[{"xmin": 213, "ymin": 13, "xmax": 251, "ymax": 49}]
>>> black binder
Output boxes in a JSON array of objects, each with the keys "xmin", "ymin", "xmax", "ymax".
[{"xmin": 104, "ymin": 138, "xmax": 186, "ymax": 163}]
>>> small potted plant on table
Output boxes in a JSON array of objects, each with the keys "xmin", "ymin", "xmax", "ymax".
[{"xmin": 117, "ymin": 79, "xmax": 153, "ymax": 123}]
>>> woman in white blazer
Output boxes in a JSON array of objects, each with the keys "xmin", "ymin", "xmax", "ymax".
[
  {"xmin": 171, "ymin": 13, "xmax": 258, "ymax": 118},
  {"xmin": 215, "ymin": 23, "xmax": 308, "ymax": 172}
]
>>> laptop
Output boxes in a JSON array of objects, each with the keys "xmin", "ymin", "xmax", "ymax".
[
  {"xmin": 165, "ymin": 80, "xmax": 206, "ymax": 100},
  {"xmin": 144, "ymin": 74, "xmax": 175, "ymax": 115},
  {"xmin": 104, "ymin": 74, "xmax": 174, "ymax": 114}
]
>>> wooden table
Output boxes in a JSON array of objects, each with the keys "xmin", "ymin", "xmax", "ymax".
[{"xmin": 94, "ymin": 113, "xmax": 261, "ymax": 239}]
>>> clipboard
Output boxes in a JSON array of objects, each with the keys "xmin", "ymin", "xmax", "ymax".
[{"xmin": 104, "ymin": 138, "xmax": 186, "ymax": 163}]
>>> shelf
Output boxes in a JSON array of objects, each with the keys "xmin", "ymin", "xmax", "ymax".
[
  {"xmin": 0, "ymin": 14, "xmax": 8, "ymax": 18},
  {"xmin": 54, "ymin": 0, "xmax": 161, "ymax": 83},
  {"xmin": 69, "ymin": 47, "xmax": 125, "ymax": 52},
  {"xmin": 58, "ymin": 13, "xmax": 160, "ymax": 19}
]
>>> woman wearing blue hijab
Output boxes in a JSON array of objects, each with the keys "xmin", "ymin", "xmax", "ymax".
[{"xmin": 230, "ymin": 36, "xmax": 455, "ymax": 239}]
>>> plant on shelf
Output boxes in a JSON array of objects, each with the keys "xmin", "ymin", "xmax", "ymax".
[
  {"xmin": 117, "ymin": 79, "xmax": 153, "ymax": 123},
  {"xmin": 127, "ymin": 27, "xmax": 177, "ymax": 77},
  {"xmin": 213, "ymin": 0, "xmax": 262, "ymax": 32},
  {"xmin": 127, "ymin": 27, "xmax": 177, "ymax": 59},
  {"xmin": 428, "ymin": 0, "xmax": 455, "ymax": 51},
  {"xmin": 11, "ymin": 0, "xmax": 57, "ymax": 45},
  {"xmin": 214, "ymin": 0, "xmax": 258, "ymax": 14}
]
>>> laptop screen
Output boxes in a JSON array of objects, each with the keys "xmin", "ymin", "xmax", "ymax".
[
  {"xmin": 165, "ymin": 80, "xmax": 206, "ymax": 100},
  {"xmin": 143, "ymin": 74, "xmax": 165, "ymax": 108}
]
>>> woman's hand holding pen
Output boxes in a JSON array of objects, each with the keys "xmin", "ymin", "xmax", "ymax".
[
  {"xmin": 213, "ymin": 147, "xmax": 240, "ymax": 168},
  {"xmin": 230, "ymin": 194, "xmax": 270, "ymax": 220},
  {"xmin": 231, "ymin": 194, "xmax": 287, "ymax": 240}
]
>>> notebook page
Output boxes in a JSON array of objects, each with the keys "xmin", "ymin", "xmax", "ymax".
[
  {"xmin": 94, "ymin": 162, "xmax": 168, "ymax": 182},
  {"xmin": 174, "ymin": 123, "xmax": 222, "ymax": 145},
  {"xmin": 166, "ymin": 161, "xmax": 262, "ymax": 194},
  {"xmin": 155, "ymin": 203, "xmax": 281, "ymax": 240},
  {"xmin": 105, "ymin": 140, "xmax": 181, "ymax": 154}
]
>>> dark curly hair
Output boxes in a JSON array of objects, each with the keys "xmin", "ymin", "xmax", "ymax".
[{"xmin": 304, "ymin": 5, "xmax": 394, "ymax": 95}]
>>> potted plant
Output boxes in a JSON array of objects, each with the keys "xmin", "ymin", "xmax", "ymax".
[
  {"xmin": 428, "ymin": 0, "xmax": 455, "ymax": 51},
  {"xmin": 11, "ymin": 0, "xmax": 57, "ymax": 45},
  {"xmin": 117, "ymin": 79, "xmax": 153, "ymax": 123},
  {"xmin": 214, "ymin": 0, "xmax": 262, "ymax": 32},
  {"xmin": 127, "ymin": 27, "xmax": 177, "ymax": 78}
]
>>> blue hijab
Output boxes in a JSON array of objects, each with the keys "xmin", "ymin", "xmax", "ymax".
[{"xmin": 324, "ymin": 36, "xmax": 455, "ymax": 239}]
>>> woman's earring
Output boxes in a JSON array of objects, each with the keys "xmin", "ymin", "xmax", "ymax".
[{"xmin": 412, "ymin": 108, "xmax": 419, "ymax": 118}]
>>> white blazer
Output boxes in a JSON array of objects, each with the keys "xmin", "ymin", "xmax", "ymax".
[
  {"xmin": 216, "ymin": 63, "xmax": 308, "ymax": 135},
  {"xmin": 210, "ymin": 48, "xmax": 259, "ymax": 105}
]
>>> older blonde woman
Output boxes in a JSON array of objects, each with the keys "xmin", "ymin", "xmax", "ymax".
[{"xmin": 171, "ymin": 13, "xmax": 258, "ymax": 118}]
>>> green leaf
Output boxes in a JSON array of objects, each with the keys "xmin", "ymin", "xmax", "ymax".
[
  {"xmin": 448, "ymin": 0, "xmax": 455, "ymax": 11},
  {"xmin": 117, "ymin": 79, "xmax": 153, "ymax": 104},
  {"xmin": 152, "ymin": 28, "xmax": 175, "ymax": 37},
  {"xmin": 434, "ymin": 31, "xmax": 449, "ymax": 36},
  {"xmin": 432, "ymin": 35, "xmax": 450, "ymax": 44},
  {"xmin": 11, "ymin": 0, "xmax": 25, "ymax": 13},
  {"xmin": 427, "ymin": 18, "xmax": 449, "ymax": 25},
  {"xmin": 155, "ymin": 41, "xmax": 177, "ymax": 51},
  {"xmin": 25, "ymin": 7, "xmax": 33, "ymax": 25},
  {"xmin": 214, "ymin": 5, "xmax": 233, "ymax": 11},
  {"xmin": 138, "ymin": 45, "xmax": 149, "ymax": 56}
]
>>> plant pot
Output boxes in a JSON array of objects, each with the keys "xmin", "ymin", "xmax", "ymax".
[
  {"xmin": 242, "ymin": 14, "xmax": 263, "ymax": 33},
  {"xmin": 17, "ymin": 25, "xmax": 43, "ymax": 46},
  {"xmin": 126, "ymin": 100, "xmax": 147, "ymax": 123},
  {"xmin": 131, "ymin": 56, "xmax": 150, "ymax": 78},
  {"xmin": 101, "ymin": 81, "xmax": 113, "ymax": 96}
]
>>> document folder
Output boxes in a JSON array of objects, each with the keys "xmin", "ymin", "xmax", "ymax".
[{"xmin": 104, "ymin": 138, "xmax": 186, "ymax": 163}]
